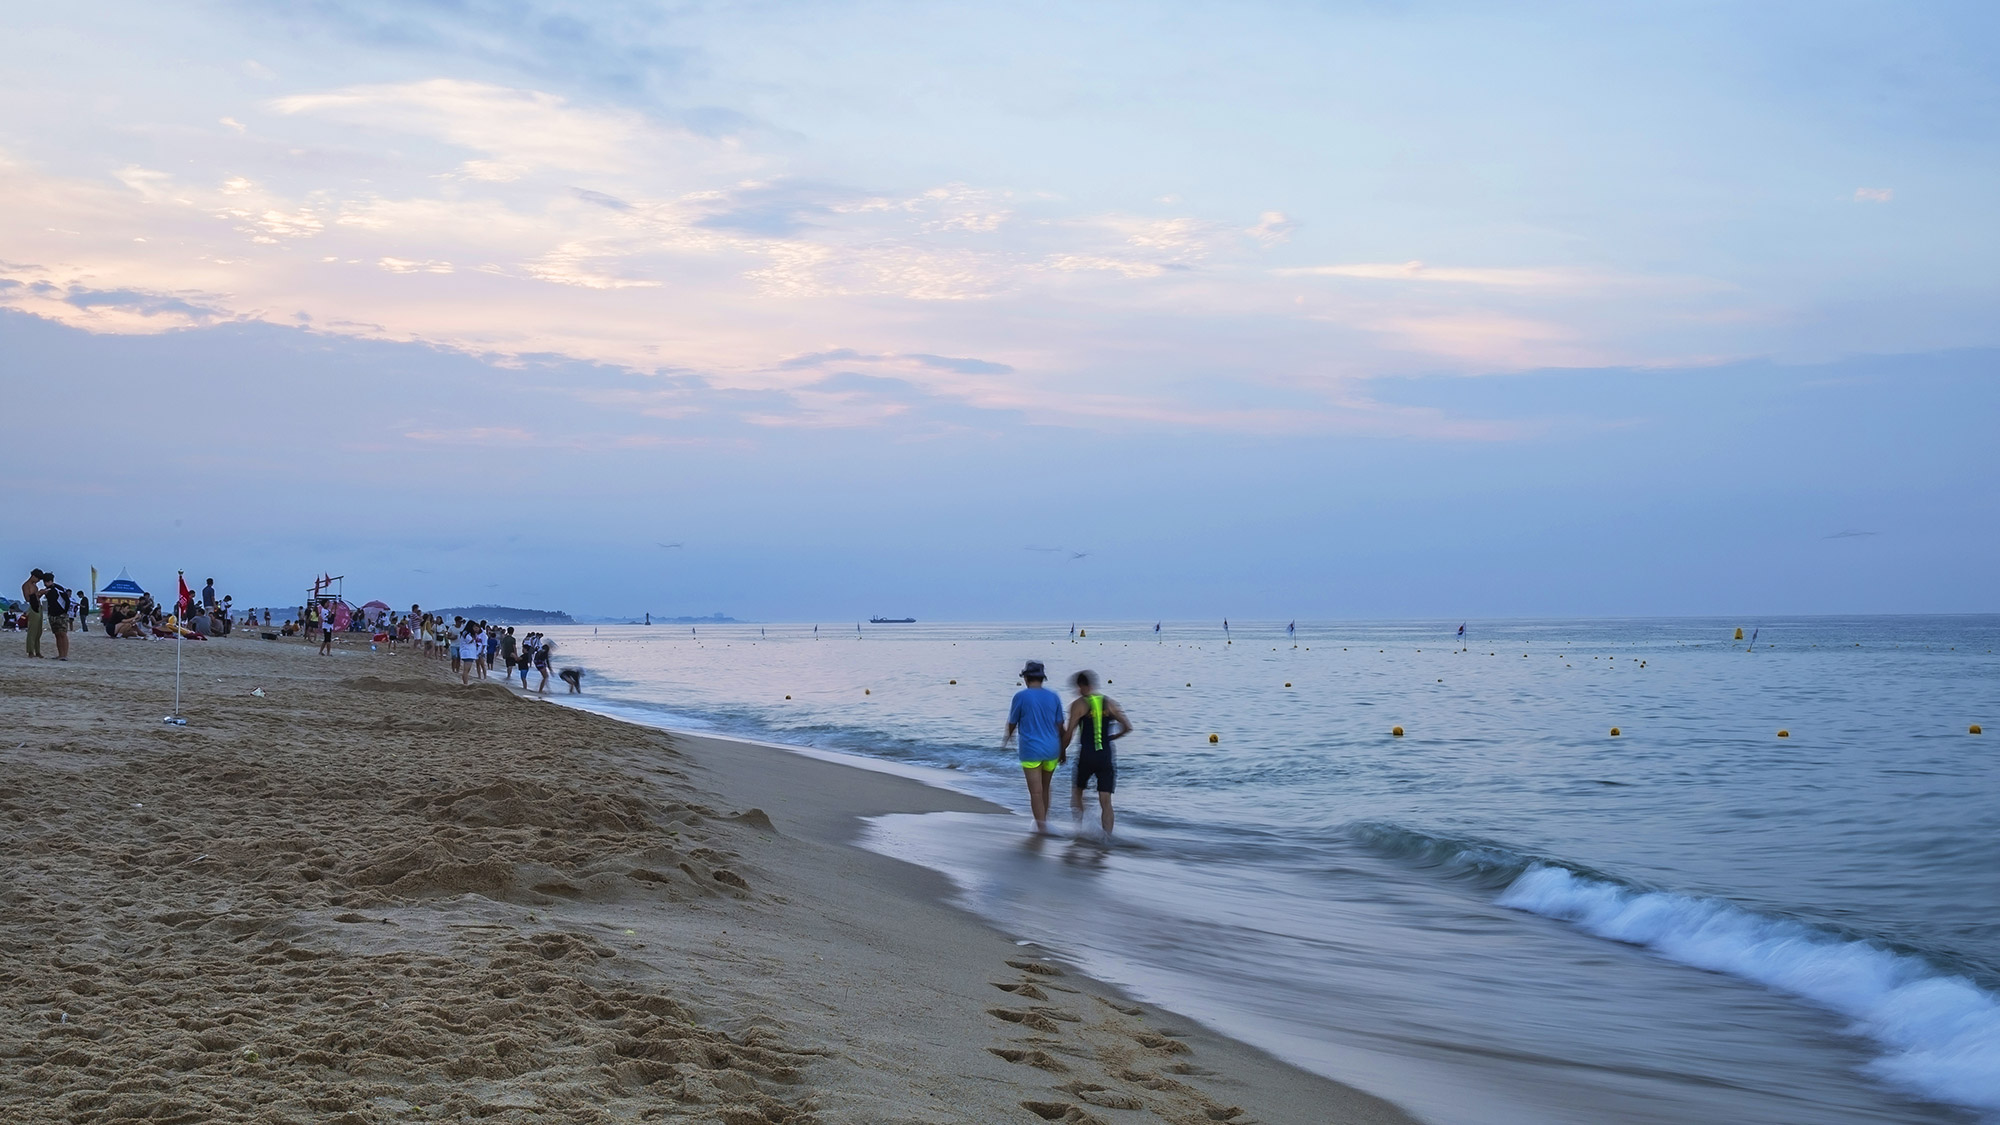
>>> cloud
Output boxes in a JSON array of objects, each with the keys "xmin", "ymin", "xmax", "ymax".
[
  {"xmin": 1278, "ymin": 260, "xmax": 1604, "ymax": 290},
  {"xmin": 271, "ymin": 79, "xmax": 657, "ymax": 180},
  {"xmin": 1853, "ymin": 187, "xmax": 1894, "ymax": 203},
  {"xmin": 692, "ymin": 179, "xmax": 845, "ymax": 237},
  {"xmin": 778, "ymin": 349, "xmax": 1013, "ymax": 376},
  {"xmin": 378, "ymin": 257, "xmax": 454, "ymax": 274},
  {"xmin": 1248, "ymin": 211, "xmax": 1299, "ymax": 246},
  {"xmin": 908, "ymin": 353, "xmax": 1013, "ymax": 375},
  {"xmin": 403, "ymin": 426, "xmax": 536, "ymax": 445},
  {"xmin": 1823, "ymin": 529, "xmax": 1880, "ymax": 539},
  {"xmin": 269, "ymin": 1, "xmax": 692, "ymax": 106},
  {"xmin": 61, "ymin": 286, "xmax": 227, "ymax": 320}
]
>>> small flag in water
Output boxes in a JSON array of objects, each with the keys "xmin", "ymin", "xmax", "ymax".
[
  {"xmin": 1457, "ymin": 623, "xmax": 1466, "ymax": 638},
  {"xmin": 1154, "ymin": 622, "xmax": 1160, "ymax": 634},
  {"xmin": 1287, "ymin": 621, "xmax": 1296, "ymax": 637}
]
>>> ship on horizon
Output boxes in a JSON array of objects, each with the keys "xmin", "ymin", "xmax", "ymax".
[{"xmin": 869, "ymin": 616, "xmax": 917, "ymax": 624}]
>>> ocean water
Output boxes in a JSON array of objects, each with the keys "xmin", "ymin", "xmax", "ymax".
[{"xmin": 533, "ymin": 618, "xmax": 1999, "ymax": 1124}]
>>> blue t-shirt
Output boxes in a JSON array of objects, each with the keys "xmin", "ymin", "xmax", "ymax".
[{"xmin": 1008, "ymin": 687, "xmax": 1065, "ymax": 760}]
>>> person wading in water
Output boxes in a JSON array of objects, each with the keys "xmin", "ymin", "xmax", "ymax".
[
  {"xmin": 1003, "ymin": 660, "xmax": 1065, "ymax": 833},
  {"xmin": 1063, "ymin": 669, "xmax": 1133, "ymax": 839}
]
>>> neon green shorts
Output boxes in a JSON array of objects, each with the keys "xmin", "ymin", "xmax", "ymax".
[{"xmin": 1021, "ymin": 759, "xmax": 1059, "ymax": 772}]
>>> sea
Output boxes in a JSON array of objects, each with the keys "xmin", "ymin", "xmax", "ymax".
[{"xmin": 531, "ymin": 617, "xmax": 1999, "ymax": 1125}]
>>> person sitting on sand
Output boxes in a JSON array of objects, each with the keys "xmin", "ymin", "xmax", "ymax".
[
  {"xmin": 1004, "ymin": 660, "xmax": 1066, "ymax": 833},
  {"xmin": 1063, "ymin": 669, "xmax": 1134, "ymax": 839}
]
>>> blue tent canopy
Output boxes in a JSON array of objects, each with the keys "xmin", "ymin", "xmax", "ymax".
[{"xmin": 99, "ymin": 568, "xmax": 147, "ymax": 600}]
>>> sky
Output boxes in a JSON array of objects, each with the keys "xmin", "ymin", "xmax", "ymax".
[{"xmin": 2, "ymin": 1, "xmax": 1995, "ymax": 619}]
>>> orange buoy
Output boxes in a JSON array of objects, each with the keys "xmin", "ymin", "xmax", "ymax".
[
  {"xmin": 864, "ymin": 689, "xmax": 871, "ymax": 695},
  {"xmin": 949, "ymin": 679, "xmax": 957, "ymax": 684},
  {"xmin": 1777, "ymin": 729, "xmax": 1789, "ymax": 738},
  {"xmin": 1208, "ymin": 733, "xmax": 1219, "ymax": 744},
  {"xmin": 1285, "ymin": 682, "xmax": 1292, "ymax": 688},
  {"xmin": 784, "ymin": 695, "xmax": 791, "ymax": 700},
  {"xmin": 1391, "ymin": 725, "xmax": 1404, "ymax": 737},
  {"xmin": 1610, "ymin": 727, "xmax": 1621, "ymax": 737}
]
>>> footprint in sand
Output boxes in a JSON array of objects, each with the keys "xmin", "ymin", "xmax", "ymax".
[
  {"xmin": 1021, "ymin": 1101, "xmax": 1110, "ymax": 1125},
  {"xmin": 988, "ymin": 1046, "xmax": 1068, "ymax": 1073},
  {"xmin": 1061, "ymin": 1081, "xmax": 1144, "ymax": 1110},
  {"xmin": 1129, "ymin": 1030, "xmax": 1191, "ymax": 1055},
  {"xmin": 987, "ymin": 1008, "xmax": 1062, "ymax": 1034},
  {"xmin": 993, "ymin": 980, "xmax": 1049, "ymax": 1001},
  {"xmin": 1006, "ymin": 959, "xmax": 1064, "ymax": 976}
]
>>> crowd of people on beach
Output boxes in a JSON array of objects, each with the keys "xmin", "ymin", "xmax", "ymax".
[{"xmin": 12, "ymin": 569, "xmax": 583, "ymax": 695}]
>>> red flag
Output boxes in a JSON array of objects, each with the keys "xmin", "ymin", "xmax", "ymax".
[{"xmin": 177, "ymin": 573, "xmax": 193, "ymax": 616}]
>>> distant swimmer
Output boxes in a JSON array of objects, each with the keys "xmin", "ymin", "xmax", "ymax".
[
  {"xmin": 1063, "ymin": 669, "xmax": 1133, "ymax": 839},
  {"xmin": 1004, "ymin": 660, "xmax": 1066, "ymax": 833}
]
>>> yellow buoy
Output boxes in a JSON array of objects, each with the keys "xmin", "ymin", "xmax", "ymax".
[
  {"xmin": 1285, "ymin": 682, "xmax": 1292, "ymax": 688},
  {"xmin": 1208, "ymin": 733, "xmax": 1219, "ymax": 743},
  {"xmin": 1735, "ymin": 628, "xmax": 1744, "ymax": 640},
  {"xmin": 1391, "ymin": 725, "xmax": 1404, "ymax": 737},
  {"xmin": 1972, "ymin": 724, "xmax": 1983, "ymax": 735},
  {"xmin": 785, "ymin": 695, "xmax": 791, "ymax": 700},
  {"xmin": 1079, "ymin": 629, "xmax": 1086, "ymax": 637},
  {"xmin": 1777, "ymin": 729, "xmax": 1789, "ymax": 738},
  {"xmin": 864, "ymin": 688, "xmax": 871, "ymax": 695},
  {"xmin": 1610, "ymin": 727, "xmax": 1621, "ymax": 737},
  {"xmin": 949, "ymin": 679, "xmax": 957, "ymax": 684}
]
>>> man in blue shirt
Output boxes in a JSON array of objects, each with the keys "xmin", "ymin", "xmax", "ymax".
[{"xmin": 1004, "ymin": 660, "xmax": 1066, "ymax": 832}]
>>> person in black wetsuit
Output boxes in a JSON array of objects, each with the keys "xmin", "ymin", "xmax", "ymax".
[{"xmin": 1062, "ymin": 669, "xmax": 1133, "ymax": 839}]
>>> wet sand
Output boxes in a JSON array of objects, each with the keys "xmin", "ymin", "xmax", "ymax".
[{"xmin": 1, "ymin": 629, "xmax": 1417, "ymax": 1124}]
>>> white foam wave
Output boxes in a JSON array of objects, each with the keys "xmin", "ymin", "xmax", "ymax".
[{"xmin": 1498, "ymin": 865, "xmax": 2000, "ymax": 1115}]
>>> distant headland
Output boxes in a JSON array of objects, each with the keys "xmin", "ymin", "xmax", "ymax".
[{"xmin": 432, "ymin": 605, "xmax": 575, "ymax": 625}]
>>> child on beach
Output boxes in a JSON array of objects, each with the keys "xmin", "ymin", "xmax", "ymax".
[{"xmin": 1003, "ymin": 660, "xmax": 1066, "ymax": 832}]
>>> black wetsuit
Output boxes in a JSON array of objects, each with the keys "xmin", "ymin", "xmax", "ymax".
[{"xmin": 1074, "ymin": 694, "xmax": 1122, "ymax": 794}]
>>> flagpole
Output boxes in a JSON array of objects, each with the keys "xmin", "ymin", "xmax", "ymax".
[{"xmin": 173, "ymin": 570, "xmax": 184, "ymax": 721}]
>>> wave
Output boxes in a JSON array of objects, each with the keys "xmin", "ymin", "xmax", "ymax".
[
  {"xmin": 1351, "ymin": 822, "xmax": 2000, "ymax": 1115},
  {"xmin": 1498, "ymin": 864, "xmax": 2000, "ymax": 1115}
]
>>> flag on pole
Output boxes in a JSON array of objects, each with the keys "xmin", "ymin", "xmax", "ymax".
[
  {"xmin": 1457, "ymin": 623, "xmax": 1466, "ymax": 638},
  {"xmin": 1287, "ymin": 621, "xmax": 1296, "ymax": 638},
  {"xmin": 177, "ymin": 572, "xmax": 194, "ymax": 617}
]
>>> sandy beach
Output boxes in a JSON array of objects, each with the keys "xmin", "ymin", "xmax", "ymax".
[{"xmin": 1, "ymin": 629, "xmax": 1415, "ymax": 1125}]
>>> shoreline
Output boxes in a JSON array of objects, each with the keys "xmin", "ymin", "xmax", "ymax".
[{"xmin": 4, "ymin": 630, "xmax": 1418, "ymax": 1124}]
